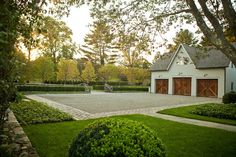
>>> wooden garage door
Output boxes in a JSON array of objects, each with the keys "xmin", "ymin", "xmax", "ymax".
[
  {"xmin": 156, "ymin": 79, "xmax": 168, "ymax": 94},
  {"xmin": 173, "ymin": 78, "xmax": 191, "ymax": 96},
  {"xmin": 197, "ymin": 79, "xmax": 218, "ymax": 97}
]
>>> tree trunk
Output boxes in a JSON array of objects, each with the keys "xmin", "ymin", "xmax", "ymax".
[
  {"xmin": 221, "ymin": 0, "xmax": 236, "ymax": 38},
  {"xmin": 52, "ymin": 51, "xmax": 57, "ymax": 80},
  {"xmin": 27, "ymin": 49, "xmax": 31, "ymax": 62},
  {"xmin": 186, "ymin": 0, "xmax": 236, "ymax": 65}
]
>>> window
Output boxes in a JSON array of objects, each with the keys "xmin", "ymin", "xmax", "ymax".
[{"xmin": 231, "ymin": 82, "xmax": 234, "ymax": 90}]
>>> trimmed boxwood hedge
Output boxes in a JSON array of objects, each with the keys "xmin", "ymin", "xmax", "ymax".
[
  {"xmin": 191, "ymin": 103, "xmax": 236, "ymax": 120},
  {"xmin": 17, "ymin": 85, "xmax": 86, "ymax": 92},
  {"xmin": 93, "ymin": 85, "xmax": 104, "ymax": 90},
  {"xmin": 222, "ymin": 91, "xmax": 236, "ymax": 104},
  {"xmin": 113, "ymin": 86, "xmax": 148, "ymax": 92},
  {"xmin": 69, "ymin": 119, "xmax": 166, "ymax": 157},
  {"xmin": 44, "ymin": 80, "xmax": 131, "ymax": 86},
  {"xmin": 93, "ymin": 85, "xmax": 149, "ymax": 92}
]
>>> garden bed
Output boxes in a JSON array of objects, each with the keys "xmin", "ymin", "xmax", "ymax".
[
  {"xmin": 10, "ymin": 100, "xmax": 74, "ymax": 125},
  {"xmin": 158, "ymin": 103, "xmax": 236, "ymax": 125}
]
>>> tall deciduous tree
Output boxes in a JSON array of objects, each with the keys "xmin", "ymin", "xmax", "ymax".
[
  {"xmin": 17, "ymin": 18, "xmax": 41, "ymax": 62},
  {"xmin": 117, "ymin": 32, "xmax": 151, "ymax": 68},
  {"xmin": 81, "ymin": 61, "xmax": 96, "ymax": 83},
  {"xmin": 57, "ymin": 59, "xmax": 79, "ymax": 81},
  {"xmin": 0, "ymin": 0, "xmax": 45, "ymax": 131},
  {"xmin": 74, "ymin": 0, "xmax": 236, "ymax": 65},
  {"xmin": 80, "ymin": 20, "xmax": 117, "ymax": 66},
  {"xmin": 33, "ymin": 56, "xmax": 54, "ymax": 82},
  {"xmin": 98, "ymin": 64, "xmax": 119, "ymax": 82},
  {"xmin": 125, "ymin": 67, "xmax": 150, "ymax": 85},
  {"xmin": 14, "ymin": 49, "xmax": 28, "ymax": 83},
  {"xmin": 39, "ymin": 16, "xmax": 78, "ymax": 79}
]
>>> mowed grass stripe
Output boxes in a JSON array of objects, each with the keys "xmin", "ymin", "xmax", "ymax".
[{"xmin": 23, "ymin": 114, "xmax": 236, "ymax": 157}]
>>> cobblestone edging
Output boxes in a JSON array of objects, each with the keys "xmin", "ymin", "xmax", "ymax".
[{"xmin": 5, "ymin": 110, "xmax": 39, "ymax": 157}]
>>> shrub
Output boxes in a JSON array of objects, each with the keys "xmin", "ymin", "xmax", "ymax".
[
  {"xmin": 93, "ymin": 85, "xmax": 104, "ymax": 90},
  {"xmin": 69, "ymin": 119, "xmax": 166, "ymax": 157},
  {"xmin": 113, "ymin": 86, "xmax": 148, "ymax": 92},
  {"xmin": 192, "ymin": 103, "xmax": 236, "ymax": 120},
  {"xmin": 93, "ymin": 85, "xmax": 148, "ymax": 92},
  {"xmin": 222, "ymin": 91, "xmax": 236, "ymax": 104},
  {"xmin": 44, "ymin": 80, "xmax": 131, "ymax": 86},
  {"xmin": 14, "ymin": 92, "xmax": 24, "ymax": 103}
]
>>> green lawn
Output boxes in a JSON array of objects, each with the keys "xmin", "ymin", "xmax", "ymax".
[
  {"xmin": 158, "ymin": 104, "xmax": 236, "ymax": 126},
  {"xmin": 23, "ymin": 115, "xmax": 236, "ymax": 157}
]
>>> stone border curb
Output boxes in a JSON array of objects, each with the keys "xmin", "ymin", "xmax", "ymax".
[{"xmin": 5, "ymin": 110, "xmax": 39, "ymax": 157}]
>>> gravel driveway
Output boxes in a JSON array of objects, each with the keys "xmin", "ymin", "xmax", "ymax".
[{"xmin": 37, "ymin": 92, "xmax": 221, "ymax": 114}]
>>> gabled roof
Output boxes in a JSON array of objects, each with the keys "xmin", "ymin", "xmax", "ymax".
[
  {"xmin": 150, "ymin": 52, "xmax": 175, "ymax": 71},
  {"xmin": 151, "ymin": 43, "xmax": 233, "ymax": 71}
]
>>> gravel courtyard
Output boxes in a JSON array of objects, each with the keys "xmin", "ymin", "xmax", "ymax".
[{"xmin": 37, "ymin": 92, "xmax": 221, "ymax": 114}]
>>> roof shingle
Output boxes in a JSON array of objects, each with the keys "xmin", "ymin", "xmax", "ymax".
[{"xmin": 151, "ymin": 43, "xmax": 233, "ymax": 71}]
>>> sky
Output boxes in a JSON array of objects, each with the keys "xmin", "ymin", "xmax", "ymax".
[{"xmin": 62, "ymin": 6, "xmax": 92, "ymax": 46}]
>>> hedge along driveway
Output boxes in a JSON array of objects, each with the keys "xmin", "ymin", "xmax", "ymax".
[{"xmin": 35, "ymin": 93, "xmax": 221, "ymax": 114}]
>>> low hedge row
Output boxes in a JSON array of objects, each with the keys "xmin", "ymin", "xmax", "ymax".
[
  {"xmin": 93, "ymin": 85, "xmax": 149, "ymax": 92},
  {"xmin": 93, "ymin": 85, "xmax": 104, "ymax": 90},
  {"xmin": 192, "ymin": 103, "xmax": 236, "ymax": 120},
  {"xmin": 17, "ymin": 85, "xmax": 85, "ymax": 92},
  {"xmin": 44, "ymin": 80, "xmax": 131, "ymax": 86},
  {"xmin": 113, "ymin": 86, "xmax": 148, "ymax": 92}
]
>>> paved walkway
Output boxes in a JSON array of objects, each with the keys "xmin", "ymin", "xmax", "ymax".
[
  {"xmin": 148, "ymin": 113, "xmax": 236, "ymax": 132},
  {"xmin": 25, "ymin": 94, "xmax": 236, "ymax": 132}
]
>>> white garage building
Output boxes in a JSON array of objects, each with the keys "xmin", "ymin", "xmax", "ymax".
[{"xmin": 150, "ymin": 44, "xmax": 236, "ymax": 98}]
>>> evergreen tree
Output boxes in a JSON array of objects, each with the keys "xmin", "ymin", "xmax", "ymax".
[
  {"xmin": 80, "ymin": 20, "xmax": 117, "ymax": 66},
  {"xmin": 167, "ymin": 29, "xmax": 198, "ymax": 53}
]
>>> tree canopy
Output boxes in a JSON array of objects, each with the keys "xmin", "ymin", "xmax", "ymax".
[
  {"xmin": 117, "ymin": 32, "xmax": 151, "ymax": 68},
  {"xmin": 33, "ymin": 56, "xmax": 55, "ymax": 82},
  {"xmin": 57, "ymin": 59, "xmax": 79, "ymax": 81},
  {"xmin": 82, "ymin": 61, "xmax": 96, "ymax": 83},
  {"xmin": 0, "ymin": 0, "xmax": 46, "ymax": 131},
  {"xmin": 71, "ymin": 0, "xmax": 236, "ymax": 65},
  {"xmin": 40, "ymin": 16, "xmax": 77, "ymax": 61}
]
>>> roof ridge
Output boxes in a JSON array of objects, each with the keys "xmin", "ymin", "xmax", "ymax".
[{"xmin": 151, "ymin": 44, "xmax": 230, "ymax": 71}]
